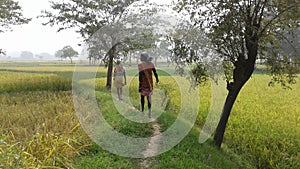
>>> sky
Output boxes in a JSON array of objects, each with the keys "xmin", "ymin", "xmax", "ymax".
[
  {"xmin": 0, "ymin": 0, "xmax": 174, "ymax": 57},
  {"xmin": 0, "ymin": 0, "xmax": 82, "ymax": 56}
]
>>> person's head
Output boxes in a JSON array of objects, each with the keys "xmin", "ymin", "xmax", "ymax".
[
  {"xmin": 140, "ymin": 52, "xmax": 149, "ymax": 62},
  {"xmin": 116, "ymin": 60, "xmax": 121, "ymax": 65}
]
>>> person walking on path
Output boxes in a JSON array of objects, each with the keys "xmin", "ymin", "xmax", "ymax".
[
  {"xmin": 114, "ymin": 60, "xmax": 126, "ymax": 100},
  {"xmin": 138, "ymin": 52, "xmax": 159, "ymax": 118}
]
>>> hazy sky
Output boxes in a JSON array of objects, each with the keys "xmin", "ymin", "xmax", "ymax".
[
  {"xmin": 0, "ymin": 0, "xmax": 83, "ymax": 56},
  {"xmin": 0, "ymin": 0, "xmax": 173, "ymax": 56}
]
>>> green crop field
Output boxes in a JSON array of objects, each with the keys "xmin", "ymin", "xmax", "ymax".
[{"xmin": 0, "ymin": 62, "xmax": 299, "ymax": 168}]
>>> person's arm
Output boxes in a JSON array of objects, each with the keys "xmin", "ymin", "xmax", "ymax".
[
  {"xmin": 138, "ymin": 71, "xmax": 143, "ymax": 92},
  {"xmin": 113, "ymin": 68, "xmax": 116, "ymax": 80},
  {"xmin": 123, "ymin": 71, "xmax": 127, "ymax": 85},
  {"xmin": 152, "ymin": 68, "xmax": 159, "ymax": 83}
]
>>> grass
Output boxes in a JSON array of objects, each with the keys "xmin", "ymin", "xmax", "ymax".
[
  {"xmin": 225, "ymin": 74, "xmax": 300, "ymax": 169},
  {"xmin": 74, "ymin": 74, "xmax": 254, "ymax": 169},
  {"xmin": 148, "ymin": 111, "xmax": 255, "ymax": 169},
  {"xmin": 0, "ymin": 91, "xmax": 91, "ymax": 168},
  {"xmin": 0, "ymin": 62, "xmax": 299, "ymax": 168},
  {"xmin": 0, "ymin": 73, "xmax": 71, "ymax": 93}
]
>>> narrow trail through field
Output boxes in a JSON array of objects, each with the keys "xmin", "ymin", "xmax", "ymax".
[
  {"xmin": 139, "ymin": 118, "xmax": 162, "ymax": 168},
  {"xmin": 112, "ymin": 95, "xmax": 163, "ymax": 168},
  {"xmin": 123, "ymin": 104, "xmax": 163, "ymax": 168}
]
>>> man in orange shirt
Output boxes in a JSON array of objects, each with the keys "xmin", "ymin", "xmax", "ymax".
[{"xmin": 138, "ymin": 52, "xmax": 159, "ymax": 118}]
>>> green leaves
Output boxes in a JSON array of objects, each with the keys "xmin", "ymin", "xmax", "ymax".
[
  {"xmin": 174, "ymin": 0, "xmax": 300, "ymax": 87},
  {"xmin": 0, "ymin": 0, "xmax": 31, "ymax": 54},
  {"xmin": 173, "ymin": 0, "xmax": 300, "ymax": 148},
  {"xmin": 0, "ymin": 0, "xmax": 31, "ymax": 33},
  {"xmin": 55, "ymin": 46, "xmax": 78, "ymax": 63},
  {"xmin": 40, "ymin": 0, "xmax": 139, "ymax": 39}
]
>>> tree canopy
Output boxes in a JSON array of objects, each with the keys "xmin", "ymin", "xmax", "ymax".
[
  {"xmin": 40, "ymin": 0, "xmax": 141, "ymax": 39},
  {"xmin": 55, "ymin": 45, "xmax": 78, "ymax": 63},
  {"xmin": 173, "ymin": 0, "xmax": 300, "ymax": 147},
  {"xmin": 0, "ymin": 0, "xmax": 31, "ymax": 54},
  {"xmin": 41, "ymin": 0, "xmax": 171, "ymax": 89}
]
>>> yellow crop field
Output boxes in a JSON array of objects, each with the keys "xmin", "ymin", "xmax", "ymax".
[{"xmin": 0, "ymin": 64, "xmax": 299, "ymax": 168}]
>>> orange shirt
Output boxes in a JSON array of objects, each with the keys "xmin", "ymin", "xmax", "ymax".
[{"xmin": 138, "ymin": 61, "xmax": 155, "ymax": 90}]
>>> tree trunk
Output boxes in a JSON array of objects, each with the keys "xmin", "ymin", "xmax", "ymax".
[
  {"xmin": 213, "ymin": 64, "xmax": 255, "ymax": 147},
  {"xmin": 106, "ymin": 46, "xmax": 115, "ymax": 90},
  {"xmin": 214, "ymin": 27, "xmax": 258, "ymax": 147},
  {"xmin": 213, "ymin": 82, "xmax": 243, "ymax": 147},
  {"xmin": 213, "ymin": 59, "xmax": 257, "ymax": 147}
]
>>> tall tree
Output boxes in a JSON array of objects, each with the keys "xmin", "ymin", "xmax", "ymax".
[
  {"xmin": 0, "ymin": 0, "xmax": 31, "ymax": 54},
  {"xmin": 19, "ymin": 51, "xmax": 34, "ymax": 60},
  {"xmin": 40, "ymin": 0, "xmax": 170, "ymax": 89},
  {"xmin": 55, "ymin": 46, "xmax": 78, "ymax": 63},
  {"xmin": 174, "ymin": 0, "xmax": 300, "ymax": 147},
  {"xmin": 55, "ymin": 49, "xmax": 64, "ymax": 61}
]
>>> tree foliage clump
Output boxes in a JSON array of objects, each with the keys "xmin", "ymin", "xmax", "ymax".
[
  {"xmin": 41, "ymin": 0, "xmax": 169, "ymax": 89},
  {"xmin": 0, "ymin": 0, "xmax": 31, "ymax": 54},
  {"xmin": 55, "ymin": 46, "xmax": 78, "ymax": 63},
  {"xmin": 172, "ymin": 0, "xmax": 300, "ymax": 147}
]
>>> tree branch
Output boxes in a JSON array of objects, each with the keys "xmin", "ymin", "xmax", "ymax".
[{"xmin": 259, "ymin": 5, "xmax": 296, "ymax": 37}]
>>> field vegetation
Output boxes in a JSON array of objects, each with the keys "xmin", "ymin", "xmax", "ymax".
[{"xmin": 0, "ymin": 62, "xmax": 299, "ymax": 168}]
